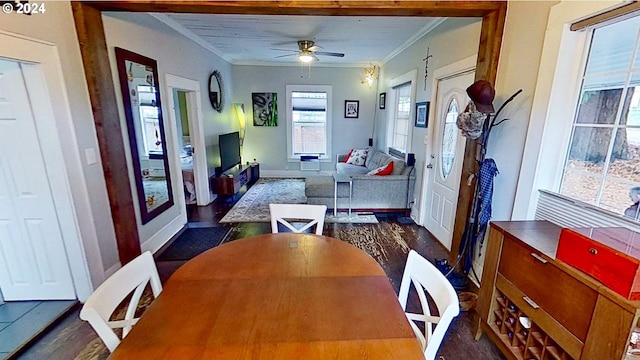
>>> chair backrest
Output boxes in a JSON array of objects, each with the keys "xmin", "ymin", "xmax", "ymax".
[
  {"xmin": 79, "ymin": 251, "xmax": 162, "ymax": 352},
  {"xmin": 398, "ymin": 250, "xmax": 460, "ymax": 360},
  {"xmin": 269, "ymin": 203, "xmax": 327, "ymax": 235}
]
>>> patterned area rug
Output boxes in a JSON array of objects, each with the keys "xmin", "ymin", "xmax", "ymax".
[
  {"xmin": 219, "ymin": 178, "xmax": 378, "ymax": 224},
  {"xmin": 142, "ymin": 178, "xmax": 169, "ymax": 212}
]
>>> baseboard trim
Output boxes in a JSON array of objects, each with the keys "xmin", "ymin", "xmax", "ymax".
[
  {"xmin": 103, "ymin": 262, "xmax": 122, "ymax": 279},
  {"xmin": 141, "ymin": 215, "xmax": 185, "ymax": 255}
]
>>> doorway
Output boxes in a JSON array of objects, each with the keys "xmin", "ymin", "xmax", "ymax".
[
  {"xmin": 164, "ymin": 74, "xmax": 209, "ymax": 212},
  {"xmin": 0, "ymin": 35, "xmax": 87, "ymax": 357},
  {"xmin": 420, "ymin": 56, "xmax": 476, "ymax": 250},
  {"xmin": 173, "ymin": 90, "xmax": 197, "ymax": 205}
]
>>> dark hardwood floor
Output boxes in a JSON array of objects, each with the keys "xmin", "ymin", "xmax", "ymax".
[{"xmin": 16, "ymin": 187, "xmax": 504, "ymax": 360}]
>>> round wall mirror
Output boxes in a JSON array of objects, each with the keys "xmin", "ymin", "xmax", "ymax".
[{"xmin": 208, "ymin": 70, "xmax": 224, "ymax": 112}]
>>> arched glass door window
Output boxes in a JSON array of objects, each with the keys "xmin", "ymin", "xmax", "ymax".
[{"xmin": 441, "ymin": 98, "xmax": 459, "ymax": 179}]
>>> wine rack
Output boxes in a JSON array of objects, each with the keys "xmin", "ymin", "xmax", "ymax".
[{"xmin": 490, "ymin": 290, "xmax": 574, "ymax": 360}]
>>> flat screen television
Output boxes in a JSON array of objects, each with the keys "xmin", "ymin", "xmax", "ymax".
[{"xmin": 219, "ymin": 131, "xmax": 241, "ymax": 173}]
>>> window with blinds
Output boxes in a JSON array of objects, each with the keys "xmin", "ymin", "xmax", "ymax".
[
  {"xmin": 286, "ymin": 85, "xmax": 332, "ymax": 160},
  {"xmin": 560, "ymin": 14, "xmax": 640, "ymax": 220},
  {"xmin": 391, "ymin": 82, "xmax": 412, "ymax": 153}
]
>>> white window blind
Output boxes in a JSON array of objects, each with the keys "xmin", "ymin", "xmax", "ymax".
[
  {"xmin": 391, "ymin": 82, "xmax": 412, "ymax": 153},
  {"xmin": 286, "ymin": 85, "xmax": 332, "ymax": 160}
]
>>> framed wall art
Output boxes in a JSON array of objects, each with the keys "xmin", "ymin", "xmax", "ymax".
[
  {"xmin": 379, "ymin": 92, "xmax": 386, "ymax": 109},
  {"xmin": 345, "ymin": 100, "xmax": 359, "ymax": 118},
  {"xmin": 415, "ymin": 101, "xmax": 429, "ymax": 128},
  {"xmin": 252, "ymin": 92, "xmax": 278, "ymax": 126}
]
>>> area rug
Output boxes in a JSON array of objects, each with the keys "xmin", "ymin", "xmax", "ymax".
[
  {"xmin": 157, "ymin": 227, "xmax": 230, "ymax": 261},
  {"xmin": 219, "ymin": 178, "xmax": 378, "ymax": 224}
]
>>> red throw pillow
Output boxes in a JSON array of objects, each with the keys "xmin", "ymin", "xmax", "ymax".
[
  {"xmin": 367, "ymin": 161, "xmax": 394, "ymax": 176},
  {"xmin": 342, "ymin": 149, "xmax": 353, "ymax": 163}
]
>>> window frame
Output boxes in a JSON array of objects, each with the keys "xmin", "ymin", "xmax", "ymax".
[
  {"xmin": 285, "ymin": 84, "xmax": 332, "ymax": 161},
  {"xmin": 557, "ymin": 15, "xmax": 640, "ymax": 214},
  {"xmin": 386, "ymin": 69, "xmax": 418, "ymax": 156},
  {"xmin": 512, "ymin": 2, "xmax": 640, "ymax": 221}
]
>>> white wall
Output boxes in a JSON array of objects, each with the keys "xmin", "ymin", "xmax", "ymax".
[
  {"xmin": 378, "ymin": 18, "xmax": 482, "ymax": 218},
  {"xmin": 487, "ymin": 1, "xmax": 558, "ymax": 221},
  {"xmin": 0, "ymin": 1, "xmax": 119, "ymax": 286},
  {"xmin": 232, "ymin": 65, "xmax": 376, "ymax": 171},
  {"xmin": 102, "ymin": 12, "xmax": 236, "ymax": 252}
]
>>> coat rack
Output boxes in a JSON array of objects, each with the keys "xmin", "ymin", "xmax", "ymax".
[{"xmin": 444, "ymin": 81, "xmax": 523, "ymax": 283}]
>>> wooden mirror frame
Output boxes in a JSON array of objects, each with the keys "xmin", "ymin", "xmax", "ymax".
[{"xmin": 114, "ymin": 47, "xmax": 174, "ymax": 225}]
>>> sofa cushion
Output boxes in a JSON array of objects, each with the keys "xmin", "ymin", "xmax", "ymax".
[
  {"xmin": 364, "ymin": 150, "xmax": 407, "ymax": 175},
  {"xmin": 367, "ymin": 161, "xmax": 394, "ymax": 176},
  {"xmin": 305, "ymin": 176, "xmax": 350, "ymax": 197},
  {"xmin": 336, "ymin": 162, "xmax": 370, "ymax": 175},
  {"xmin": 391, "ymin": 158, "xmax": 406, "ymax": 175},
  {"xmin": 342, "ymin": 149, "xmax": 353, "ymax": 163},
  {"xmin": 305, "ymin": 176, "xmax": 334, "ymax": 197},
  {"xmin": 346, "ymin": 148, "xmax": 369, "ymax": 166}
]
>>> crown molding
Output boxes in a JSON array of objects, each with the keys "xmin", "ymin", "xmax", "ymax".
[
  {"xmin": 150, "ymin": 13, "xmax": 234, "ymax": 63},
  {"xmin": 381, "ymin": 18, "xmax": 446, "ymax": 66}
]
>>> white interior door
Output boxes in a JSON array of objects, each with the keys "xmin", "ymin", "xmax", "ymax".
[
  {"xmin": 421, "ymin": 70, "xmax": 474, "ymax": 249},
  {"xmin": 0, "ymin": 58, "xmax": 76, "ymax": 300}
]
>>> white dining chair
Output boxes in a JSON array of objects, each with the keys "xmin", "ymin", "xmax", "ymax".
[
  {"xmin": 398, "ymin": 250, "xmax": 460, "ymax": 360},
  {"xmin": 79, "ymin": 251, "xmax": 163, "ymax": 352},
  {"xmin": 269, "ymin": 203, "xmax": 327, "ymax": 235}
]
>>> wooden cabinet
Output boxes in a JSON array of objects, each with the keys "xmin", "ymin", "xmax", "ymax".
[
  {"xmin": 210, "ymin": 163, "xmax": 259, "ymax": 195},
  {"xmin": 475, "ymin": 221, "xmax": 640, "ymax": 360}
]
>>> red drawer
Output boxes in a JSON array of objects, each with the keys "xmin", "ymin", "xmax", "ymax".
[{"xmin": 557, "ymin": 228, "xmax": 640, "ymax": 300}]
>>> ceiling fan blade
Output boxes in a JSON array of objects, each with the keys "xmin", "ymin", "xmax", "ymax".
[
  {"xmin": 314, "ymin": 51, "xmax": 345, "ymax": 58},
  {"xmin": 271, "ymin": 48, "xmax": 298, "ymax": 52},
  {"xmin": 307, "ymin": 45, "xmax": 321, "ymax": 52},
  {"xmin": 312, "ymin": 54, "xmax": 320, "ymax": 62},
  {"xmin": 274, "ymin": 53, "xmax": 297, "ymax": 58}
]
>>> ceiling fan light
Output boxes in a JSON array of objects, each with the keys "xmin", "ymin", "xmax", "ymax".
[{"xmin": 298, "ymin": 53, "xmax": 314, "ymax": 63}]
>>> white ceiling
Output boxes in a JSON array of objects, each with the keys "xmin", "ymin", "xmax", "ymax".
[{"xmin": 154, "ymin": 14, "xmax": 445, "ymax": 67}]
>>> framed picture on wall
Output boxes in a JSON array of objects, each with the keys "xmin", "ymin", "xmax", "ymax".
[
  {"xmin": 415, "ymin": 101, "xmax": 429, "ymax": 128},
  {"xmin": 379, "ymin": 93, "xmax": 386, "ymax": 109},
  {"xmin": 345, "ymin": 100, "xmax": 359, "ymax": 118}
]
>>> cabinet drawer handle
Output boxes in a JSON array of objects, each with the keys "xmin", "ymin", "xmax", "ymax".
[
  {"xmin": 530, "ymin": 252, "xmax": 548, "ymax": 264},
  {"xmin": 523, "ymin": 296, "xmax": 540, "ymax": 309}
]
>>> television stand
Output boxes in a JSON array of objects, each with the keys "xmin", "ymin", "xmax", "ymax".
[{"xmin": 210, "ymin": 163, "xmax": 259, "ymax": 195}]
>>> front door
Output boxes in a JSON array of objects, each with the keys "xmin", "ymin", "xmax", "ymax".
[
  {"xmin": 421, "ymin": 70, "xmax": 474, "ymax": 249},
  {"xmin": 0, "ymin": 58, "xmax": 76, "ymax": 300}
]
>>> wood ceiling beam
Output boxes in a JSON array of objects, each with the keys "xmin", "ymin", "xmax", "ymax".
[
  {"xmin": 87, "ymin": 1, "xmax": 503, "ymax": 17},
  {"xmin": 71, "ymin": 2, "xmax": 142, "ymax": 265},
  {"xmin": 73, "ymin": 0, "xmax": 507, "ymax": 267}
]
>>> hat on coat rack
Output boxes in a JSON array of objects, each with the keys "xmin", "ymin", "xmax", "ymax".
[{"xmin": 466, "ymin": 80, "xmax": 495, "ymax": 114}]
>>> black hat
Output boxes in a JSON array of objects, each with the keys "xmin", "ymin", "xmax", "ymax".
[{"xmin": 466, "ymin": 80, "xmax": 495, "ymax": 114}]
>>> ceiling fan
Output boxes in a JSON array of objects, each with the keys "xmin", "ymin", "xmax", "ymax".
[{"xmin": 272, "ymin": 40, "xmax": 345, "ymax": 62}]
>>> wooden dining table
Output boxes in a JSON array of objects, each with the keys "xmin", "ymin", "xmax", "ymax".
[{"xmin": 109, "ymin": 233, "xmax": 424, "ymax": 359}]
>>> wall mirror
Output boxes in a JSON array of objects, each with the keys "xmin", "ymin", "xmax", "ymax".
[
  {"xmin": 115, "ymin": 47, "xmax": 174, "ymax": 224},
  {"xmin": 208, "ymin": 70, "xmax": 224, "ymax": 112}
]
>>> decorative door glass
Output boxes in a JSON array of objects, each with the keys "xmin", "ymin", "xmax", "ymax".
[{"xmin": 441, "ymin": 98, "xmax": 459, "ymax": 179}]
